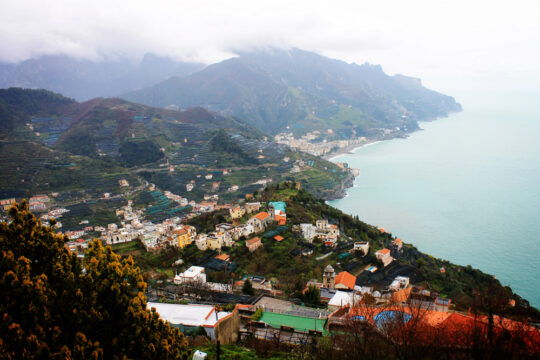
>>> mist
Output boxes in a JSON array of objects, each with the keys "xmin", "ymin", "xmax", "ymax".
[{"xmin": 1, "ymin": 0, "xmax": 539, "ymax": 95}]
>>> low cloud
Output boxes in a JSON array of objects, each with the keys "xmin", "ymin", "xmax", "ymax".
[{"xmin": 1, "ymin": 0, "xmax": 539, "ymax": 92}]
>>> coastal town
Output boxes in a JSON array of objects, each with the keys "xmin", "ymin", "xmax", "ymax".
[
  {"xmin": 3, "ymin": 181, "xmax": 536, "ymax": 358},
  {"xmin": 274, "ymin": 125, "xmax": 409, "ymax": 159}
]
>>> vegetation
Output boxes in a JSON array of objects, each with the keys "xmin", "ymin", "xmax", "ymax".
[
  {"xmin": 0, "ymin": 201, "xmax": 189, "ymax": 359},
  {"xmin": 208, "ymin": 129, "xmax": 258, "ymax": 166},
  {"xmin": 251, "ymin": 308, "xmax": 263, "ymax": 321},
  {"xmin": 123, "ymin": 48, "xmax": 461, "ymax": 135},
  {"xmin": 119, "ymin": 140, "xmax": 164, "ymax": 167},
  {"xmin": 242, "ymin": 279, "xmax": 255, "ymax": 296}
]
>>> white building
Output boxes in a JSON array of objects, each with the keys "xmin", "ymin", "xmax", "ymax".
[
  {"xmin": 389, "ymin": 276, "xmax": 410, "ymax": 291},
  {"xmin": 148, "ymin": 302, "xmax": 231, "ymax": 340},
  {"xmin": 174, "ymin": 266, "xmax": 207, "ymax": 284},
  {"xmin": 300, "ymin": 223, "xmax": 317, "ymax": 242},
  {"xmin": 353, "ymin": 242, "xmax": 370, "ymax": 256}
]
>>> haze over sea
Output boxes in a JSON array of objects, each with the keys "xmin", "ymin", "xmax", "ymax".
[{"xmin": 329, "ymin": 92, "xmax": 540, "ymax": 308}]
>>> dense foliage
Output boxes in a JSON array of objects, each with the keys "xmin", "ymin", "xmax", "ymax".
[
  {"xmin": 209, "ymin": 129, "xmax": 258, "ymax": 166},
  {"xmin": 0, "ymin": 88, "xmax": 74, "ymax": 133},
  {"xmin": 0, "ymin": 201, "xmax": 189, "ymax": 359},
  {"xmin": 119, "ymin": 140, "xmax": 164, "ymax": 167}
]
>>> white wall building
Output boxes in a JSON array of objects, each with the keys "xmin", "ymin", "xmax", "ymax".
[{"xmin": 174, "ymin": 266, "xmax": 207, "ymax": 284}]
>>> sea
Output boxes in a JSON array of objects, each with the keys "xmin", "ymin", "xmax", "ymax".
[{"xmin": 328, "ymin": 92, "xmax": 540, "ymax": 308}]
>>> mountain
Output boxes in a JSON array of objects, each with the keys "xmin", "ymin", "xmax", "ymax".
[
  {"xmin": 0, "ymin": 88, "xmax": 352, "ymax": 204},
  {"xmin": 123, "ymin": 48, "xmax": 462, "ymax": 135},
  {"xmin": 0, "ymin": 54, "xmax": 204, "ymax": 101}
]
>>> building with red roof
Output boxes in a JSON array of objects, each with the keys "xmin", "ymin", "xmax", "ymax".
[
  {"xmin": 246, "ymin": 237, "xmax": 262, "ymax": 252},
  {"xmin": 334, "ymin": 271, "xmax": 356, "ymax": 290}
]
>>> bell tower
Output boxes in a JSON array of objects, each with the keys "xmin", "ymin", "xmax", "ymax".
[{"xmin": 323, "ymin": 264, "xmax": 336, "ymax": 288}]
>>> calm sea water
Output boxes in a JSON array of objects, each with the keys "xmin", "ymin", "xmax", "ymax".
[{"xmin": 329, "ymin": 93, "xmax": 540, "ymax": 308}]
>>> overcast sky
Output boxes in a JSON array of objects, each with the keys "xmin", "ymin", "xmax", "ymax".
[{"xmin": 1, "ymin": 0, "xmax": 539, "ymax": 95}]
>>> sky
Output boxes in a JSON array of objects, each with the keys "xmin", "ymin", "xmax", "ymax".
[{"xmin": 1, "ymin": 0, "xmax": 540, "ymax": 96}]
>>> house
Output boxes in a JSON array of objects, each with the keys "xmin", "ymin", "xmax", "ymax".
[
  {"xmin": 173, "ymin": 225, "xmax": 196, "ymax": 248},
  {"xmin": 247, "ymin": 212, "xmax": 272, "ymax": 233},
  {"xmin": 174, "ymin": 266, "xmax": 206, "ymax": 284},
  {"xmin": 205, "ymin": 174, "xmax": 213, "ymax": 180},
  {"xmin": 29, "ymin": 195, "xmax": 50, "ymax": 203},
  {"xmin": 274, "ymin": 211, "xmax": 286, "ymax": 225},
  {"xmin": 195, "ymin": 235, "xmax": 208, "ymax": 251},
  {"xmin": 328, "ymin": 291, "xmax": 359, "ymax": 310},
  {"xmin": 392, "ymin": 238, "xmax": 403, "ymax": 250},
  {"xmin": 274, "ymin": 235, "xmax": 284, "ymax": 242},
  {"xmin": 229, "ymin": 223, "xmax": 254, "ymax": 240},
  {"xmin": 206, "ymin": 234, "xmax": 222, "ymax": 251},
  {"xmin": 148, "ymin": 302, "xmax": 238, "ymax": 342},
  {"xmin": 246, "ymin": 237, "xmax": 262, "ymax": 252},
  {"xmin": 375, "ymin": 248, "xmax": 393, "ymax": 267},
  {"xmin": 118, "ymin": 179, "xmax": 129, "ymax": 187},
  {"xmin": 229, "ymin": 206, "xmax": 245, "ymax": 219},
  {"xmin": 300, "ymin": 223, "xmax": 317, "ymax": 242},
  {"xmin": 389, "ymin": 276, "xmax": 410, "ymax": 291},
  {"xmin": 0, "ymin": 198, "xmax": 15, "ymax": 211},
  {"xmin": 334, "ymin": 271, "xmax": 356, "ymax": 291},
  {"xmin": 244, "ymin": 202, "xmax": 261, "ymax": 214},
  {"xmin": 353, "ymin": 242, "xmax": 370, "ymax": 256},
  {"xmin": 316, "ymin": 220, "xmax": 328, "ymax": 232},
  {"xmin": 215, "ymin": 254, "xmax": 230, "ymax": 262},
  {"xmin": 29, "ymin": 202, "xmax": 47, "ymax": 211}
]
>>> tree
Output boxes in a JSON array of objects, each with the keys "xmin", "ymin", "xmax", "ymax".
[
  {"xmin": 242, "ymin": 279, "xmax": 255, "ymax": 295},
  {"xmin": 302, "ymin": 285, "xmax": 321, "ymax": 307},
  {"xmin": 0, "ymin": 201, "xmax": 190, "ymax": 359}
]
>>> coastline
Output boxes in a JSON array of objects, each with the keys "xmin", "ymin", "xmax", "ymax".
[{"xmin": 323, "ymin": 132, "xmax": 412, "ymax": 162}]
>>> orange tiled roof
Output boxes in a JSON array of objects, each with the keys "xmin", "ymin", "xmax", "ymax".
[
  {"xmin": 335, "ymin": 271, "xmax": 356, "ymax": 290},
  {"xmin": 174, "ymin": 228, "xmax": 188, "ymax": 235},
  {"xmin": 247, "ymin": 237, "xmax": 261, "ymax": 246},
  {"xmin": 254, "ymin": 212, "xmax": 270, "ymax": 221},
  {"xmin": 391, "ymin": 287, "xmax": 412, "ymax": 303},
  {"xmin": 274, "ymin": 235, "xmax": 284, "ymax": 242},
  {"xmin": 377, "ymin": 248, "xmax": 390, "ymax": 255},
  {"xmin": 215, "ymin": 254, "xmax": 230, "ymax": 261}
]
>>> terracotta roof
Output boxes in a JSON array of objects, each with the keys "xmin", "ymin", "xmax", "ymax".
[
  {"xmin": 330, "ymin": 224, "xmax": 338, "ymax": 229},
  {"xmin": 254, "ymin": 212, "xmax": 270, "ymax": 221},
  {"xmin": 393, "ymin": 238, "xmax": 403, "ymax": 244},
  {"xmin": 391, "ymin": 287, "xmax": 412, "ymax": 303},
  {"xmin": 215, "ymin": 254, "xmax": 230, "ymax": 261},
  {"xmin": 334, "ymin": 271, "xmax": 356, "ymax": 290},
  {"xmin": 274, "ymin": 235, "xmax": 284, "ymax": 242},
  {"xmin": 247, "ymin": 237, "xmax": 261, "ymax": 246},
  {"xmin": 174, "ymin": 228, "xmax": 188, "ymax": 235},
  {"xmin": 377, "ymin": 248, "xmax": 390, "ymax": 255},
  {"xmin": 275, "ymin": 215, "xmax": 286, "ymax": 223}
]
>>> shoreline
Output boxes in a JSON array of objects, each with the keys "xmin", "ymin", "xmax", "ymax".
[{"xmin": 323, "ymin": 132, "xmax": 412, "ymax": 162}]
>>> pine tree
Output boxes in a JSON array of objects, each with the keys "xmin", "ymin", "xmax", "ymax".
[
  {"xmin": 0, "ymin": 201, "xmax": 189, "ymax": 359},
  {"xmin": 242, "ymin": 279, "xmax": 254, "ymax": 295}
]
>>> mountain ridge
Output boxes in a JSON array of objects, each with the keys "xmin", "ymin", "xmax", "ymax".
[{"xmin": 123, "ymin": 48, "xmax": 462, "ymax": 135}]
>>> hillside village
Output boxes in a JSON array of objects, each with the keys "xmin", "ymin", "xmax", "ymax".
[{"xmin": 2, "ymin": 181, "xmax": 539, "ymax": 357}]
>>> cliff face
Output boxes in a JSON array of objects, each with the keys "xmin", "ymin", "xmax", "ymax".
[{"xmin": 319, "ymin": 171, "xmax": 356, "ymax": 201}]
